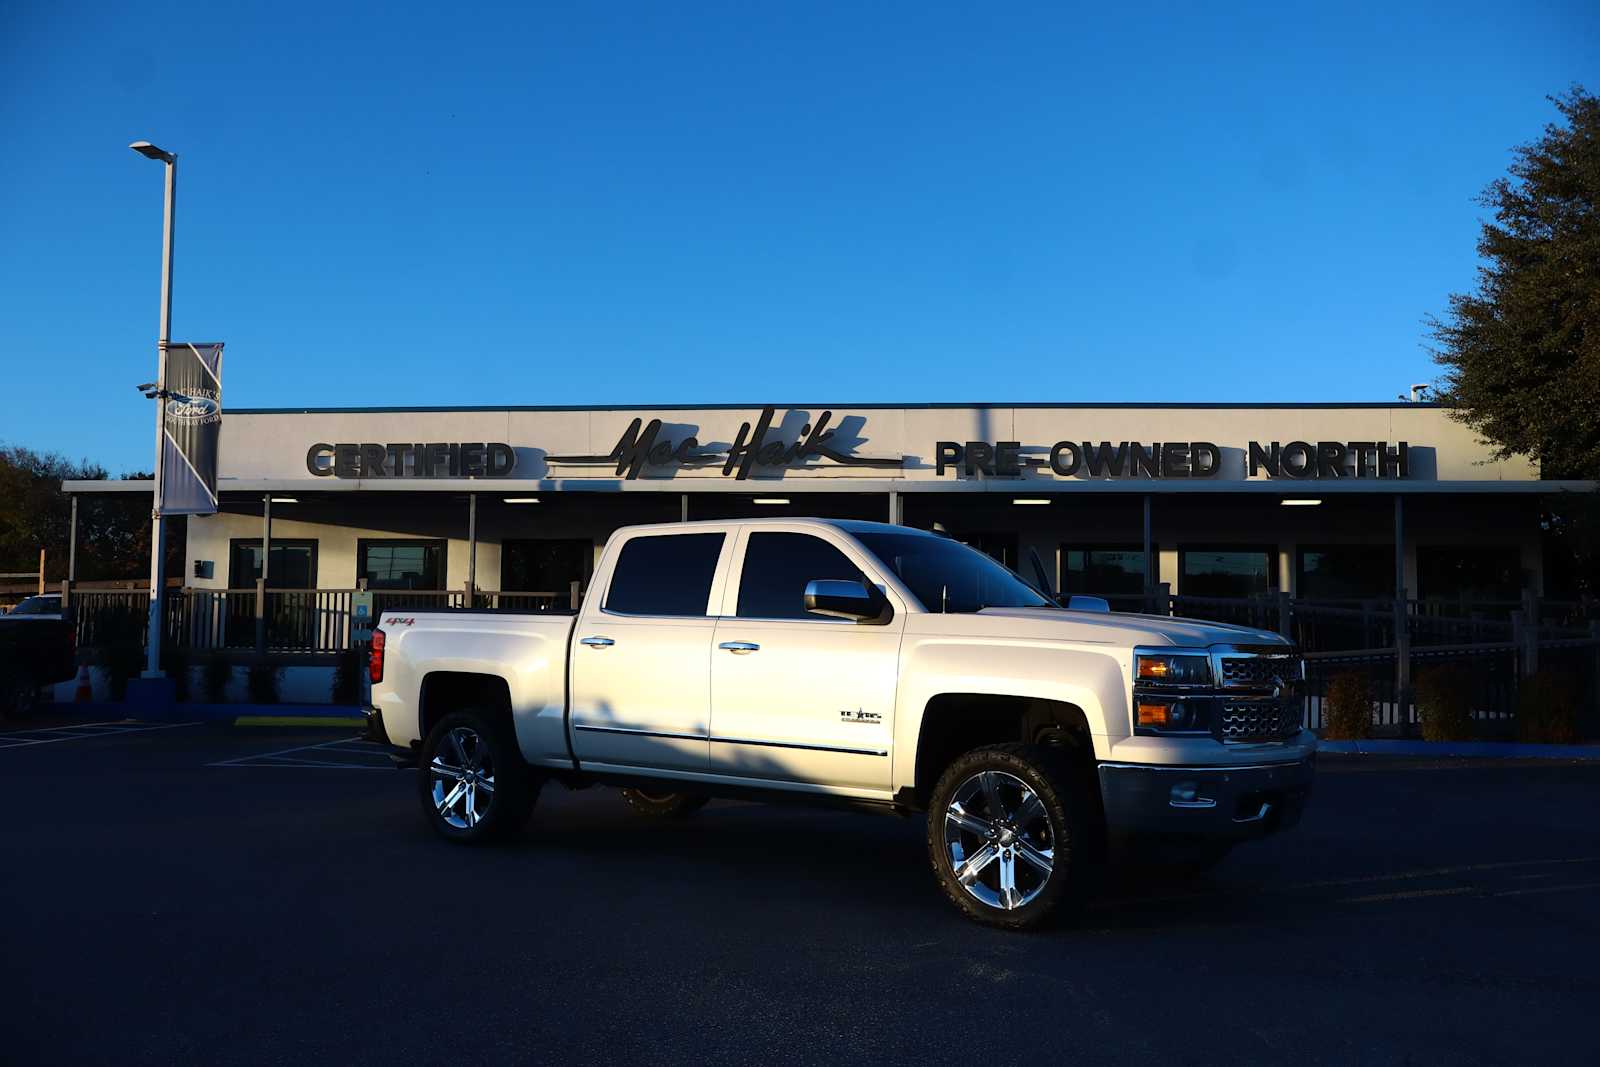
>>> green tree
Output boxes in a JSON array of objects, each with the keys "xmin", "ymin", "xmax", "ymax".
[
  {"xmin": 0, "ymin": 445, "xmax": 178, "ymax": 583},
  {"xmin": 1431, "ymin": 87, "xmax": 1599, "ymax": 480}
]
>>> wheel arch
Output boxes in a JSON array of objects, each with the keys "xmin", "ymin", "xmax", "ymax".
[
  {"xmin": 419, "ymin": 671, "xmax": 516, "ymax": 756},
  {"xmin": 909, "ymin": 694, "xmax": 1098, "ymax": 810}
]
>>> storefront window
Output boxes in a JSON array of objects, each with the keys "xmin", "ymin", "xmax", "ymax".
[
  {"xmin": 358, "ymin": 539, "xmax": 445, "ymax": 590},
  {"xmin": 501, "ymin": 539, "xmax": 591, "ymax": 593},
  {"xmin": 1179, "ymin": 546, "xmax": 1276, "ymax": 598},
  {"xmin": 1062, "ymin": 545, "xmax": 1147, "ymax": 595},
  {"xmin": 228, "ymin": 539, "xmax": 318, "ymax": 589},
  {"xmin": 1418, "ymin": 546, "xmax": 1522, "ymax": 602},
  {"xmin": 1297, "ymin": 545, "xmax": 1395, "ymax": 599}
]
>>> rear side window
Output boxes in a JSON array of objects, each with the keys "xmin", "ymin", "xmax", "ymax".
[
  {"xmin": 605, "ymin": 533, "xmax": 725, "ymax": 617},
  {"xmin": 736, "ymin": 533, "xmax": 868, "ymax": 620}
]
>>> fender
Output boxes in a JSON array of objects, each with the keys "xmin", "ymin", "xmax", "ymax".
[{"xmin": 892, "ymin": 636, "xmax": 1130, "ymax": 793}]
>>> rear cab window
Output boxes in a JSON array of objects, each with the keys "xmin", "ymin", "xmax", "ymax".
[{"xmin": 603, "ymin": 532, "xmax": 727, "ymax": 617}]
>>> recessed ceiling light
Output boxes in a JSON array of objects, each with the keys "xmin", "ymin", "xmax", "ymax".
[
  {"xmin": 1012, "ymin": 498, "xmax": 1051, "ymax": 505},
  {"xmin": 753, "ymin": 498, "xmax": 790, "ymax": 505},
  {"xmin": 503, "ymin": 497, "xmax": 541, "ymax": 504},
  {"xmin": 1280, "ymin": 499, "xmax": 1323, "ymax": 507},
  {"xmin": 269, "ymin": 497, "xmax": 298, "ymax": 504}
]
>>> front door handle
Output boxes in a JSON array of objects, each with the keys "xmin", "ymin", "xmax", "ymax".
[
  {"xmin": 718, "ymin": 641, "xmax": 760, "ymax": 654},
  {"xmin": 580, "ymin": 636, "xmax": 615, "ymax": 648}
]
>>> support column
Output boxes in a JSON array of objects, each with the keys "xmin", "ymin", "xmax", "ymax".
[
  {"xmin": 889, "ymin": 490, "xmax": 902, "ymax": 525},
  {"xmin": 1394, "ymin": 494, "xmax": 1410, "ymax": 713},
  {"xmin": 68, "ymin": 495, "xmax": 78, "ymax": 583},
  {"xmin": 1142, "ymin": 494, "xmax": 1153, "ymax": 590},
  {"xmin": 256, "ymin": 494, "xmax": 272, "ymax": 653},
  {"xmin": 681, "ymin": 494, "xmax": 689, "ymax": 523},
  {"xmin": 262, "ymin": 494, "xmax": 273, "ymax": 585},
  {"xmin": 467, "ymin": 493, "xmax": 478, "ymax": 606}
]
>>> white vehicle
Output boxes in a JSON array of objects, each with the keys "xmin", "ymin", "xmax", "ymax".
[
  {"xmin": 367, "ymin": 518, "xmax": 1315, "ymax": 928},
  {"xmin": 5, "ymin": 594, "xmax": 63, "ymax": 619}
]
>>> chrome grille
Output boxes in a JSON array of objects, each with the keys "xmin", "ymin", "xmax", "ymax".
[
  {"xmin": 1220, "ymin": 700, "xmax": 1303, "ymax": 742},
  {"xmin": 1219, "ymin": 655, "xmax": 1298, "ymax": 687}
]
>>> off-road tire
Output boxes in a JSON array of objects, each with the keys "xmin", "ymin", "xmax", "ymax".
[
  {"xmin": 926, "ymin": 743, "xmax": 1093, "ymax": 930},
  {"xmin": 417, "ymin": 709, "xmax": 539, "ymax": 844},
  {"xmin": 619, "ymin": 788, "xmax": 709, "ymax": 820}
]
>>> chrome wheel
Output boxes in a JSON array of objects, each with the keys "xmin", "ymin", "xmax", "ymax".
[
  {"xmin": 429, "ymin": 726, "xmax": 496, "ymax": 830},
  {"xmin": 942, "ymin": 769, "xmax": 1055, "ymax": 911}
]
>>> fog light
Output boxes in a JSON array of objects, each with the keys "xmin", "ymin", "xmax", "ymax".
[{"xmin": 1169, "ymin": 781, "xmax": 1216, "ymax": 809}]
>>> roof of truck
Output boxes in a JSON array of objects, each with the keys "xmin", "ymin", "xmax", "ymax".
[{"xmin": 615, "ymin": 517, "xmax": 938, "ymax": 536}]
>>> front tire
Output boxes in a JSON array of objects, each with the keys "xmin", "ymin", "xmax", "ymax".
[
  {"xmin": 418, "ymin": 709, "xmax": 538, "ymax": 843},
  {"xmin": 926, "ymin": 743, "xmax": 1092, "ymax": 929},
  {"xmin": 619, "ymin": 788, "xmax": 709, "ymax": 820}
]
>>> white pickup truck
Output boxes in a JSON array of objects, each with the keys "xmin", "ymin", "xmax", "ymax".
[{"xmin": 367, "ymin": 518, "xmax": 1314, "ymax": 928}]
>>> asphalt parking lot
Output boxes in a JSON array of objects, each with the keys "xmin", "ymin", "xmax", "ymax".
[{"xmin": 2, "ymin": 717, "xmax": 1597, "ymax": 1066}]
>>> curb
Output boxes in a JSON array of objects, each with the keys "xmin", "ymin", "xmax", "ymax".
[{"xmin": 1318, "ymin": 739, "xmax": 1600, "ymax": 760}]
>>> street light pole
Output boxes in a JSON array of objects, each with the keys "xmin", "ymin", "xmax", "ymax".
[{"xmin": 132, "ymin": 140, "xmax": 176, "ymax": 678}]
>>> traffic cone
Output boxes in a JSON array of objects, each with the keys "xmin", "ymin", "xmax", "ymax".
[{"xmin": 74, "ymin": 665, "xmax": 92, "ymax": 703}]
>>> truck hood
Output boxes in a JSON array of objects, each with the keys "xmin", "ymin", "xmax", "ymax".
[{"xmin": 967, "ymin": 607, "xmax": 1291, "ymax": 650}]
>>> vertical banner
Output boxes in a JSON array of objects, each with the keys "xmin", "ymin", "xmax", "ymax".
[{"xmin": 161, "ymin": 341, "xmax": 224, "ymax": 515}]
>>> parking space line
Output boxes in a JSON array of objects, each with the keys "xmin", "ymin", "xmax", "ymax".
[
  {"xmin": 0, "ymin": 722, "xmax": 200, "ymax": 750},
  {"xmin": 1342, "ymin": 886, "xmax": 1478, "ymax": 904},
  {"xmin": 208, "ymin": 737, "xmax": 397, "ymax": 770},
  {"xmin": 1493, "ymin": 880, "xmax": 1600, "ymax": 898}
]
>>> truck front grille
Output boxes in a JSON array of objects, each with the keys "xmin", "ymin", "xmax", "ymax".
[
  {"xmin": 1219, "ymin": 700, "xmax": 1303, "ymax": 742},
  {"xmin": 1218, "ymin": 655, "xmax": 1299, "ymax": 688}
]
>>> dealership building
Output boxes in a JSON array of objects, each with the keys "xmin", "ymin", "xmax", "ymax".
[{"xmin": 63, "ymin": 402, "xmax": 1592, "ymax": 609}]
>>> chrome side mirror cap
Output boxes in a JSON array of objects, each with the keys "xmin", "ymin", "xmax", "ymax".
[
  {"xmin": 1065, "ymin": 594, "xmax": 1111, "ymax": 613},
  {"xmin": 804, "ymin": 579, "xmax": 893, "ymax": 625}
]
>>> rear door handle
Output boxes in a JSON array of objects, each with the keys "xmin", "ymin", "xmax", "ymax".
[
  {"xmin": 580, "ymin": 636, "xmax": 615, "ymax": 648},
  {"xmin": 718, "ymin": 641, "xmax": 760, "ymax": 654}
]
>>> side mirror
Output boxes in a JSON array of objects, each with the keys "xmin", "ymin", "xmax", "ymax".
[
  {"xmin": 804, "ymin": 579, "xmax": 892, "ymax": 625},
  {"xmin": 1065, "ymin": 594, "xmax": 1111, "ymax": 613}
]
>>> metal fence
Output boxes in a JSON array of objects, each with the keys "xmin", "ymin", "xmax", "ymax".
[{"xmin": 69, "ymin": 582, "xmax": 585, "ymax": 657}]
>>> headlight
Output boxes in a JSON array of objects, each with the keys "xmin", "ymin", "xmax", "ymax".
[{"xmin": 1135, "ymin": 652, "xmax": 1212, "ymax": 687}]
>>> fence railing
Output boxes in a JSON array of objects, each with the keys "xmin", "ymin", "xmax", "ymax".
[{"xmin": 69, "ymin": 582, "xmax": 586, "ymax": 656}]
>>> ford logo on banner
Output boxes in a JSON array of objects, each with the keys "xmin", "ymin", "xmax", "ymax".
[
  {"xmin": 167, "ymin": 394, "xmax": 220, "ymax": 422},
  {"xmin": 159, "ymin": 342, "xmax": 225, "ymax": 515}
]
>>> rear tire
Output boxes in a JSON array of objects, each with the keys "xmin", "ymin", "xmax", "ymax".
[
  {"xmin": 619, "ymin": 788, "xmax": 709, "ymax": 820},
  {"xmin": 926, "ymin": 743, "xmax": 1093, "ymax": 930},
  {"xmin": 418, "ymin": 709, "xmax": 538, "ymax": 844}
]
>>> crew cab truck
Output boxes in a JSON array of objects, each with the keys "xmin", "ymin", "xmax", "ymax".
[{"xmin": 367, "ymin": 518, "xmax": 1314, "ymax": 928}]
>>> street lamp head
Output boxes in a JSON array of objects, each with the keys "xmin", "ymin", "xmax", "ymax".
[{"xmin": 129, "ymin": 140, "xmax": 174, "ymax": 163}]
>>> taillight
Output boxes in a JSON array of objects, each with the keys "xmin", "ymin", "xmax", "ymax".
[{"xmin": 369, "ymin": 629, "xmax": 385, "ymax": 684}]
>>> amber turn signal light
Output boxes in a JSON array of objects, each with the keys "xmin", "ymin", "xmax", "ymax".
[{"xmin": 1137, "ymin": 701, "xmax": 1172, "ymax": 727}]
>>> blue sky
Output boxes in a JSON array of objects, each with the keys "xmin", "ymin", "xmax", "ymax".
[{"xmin": 2, "ymin": 1, "xmax": 1595, "ymax": 474}]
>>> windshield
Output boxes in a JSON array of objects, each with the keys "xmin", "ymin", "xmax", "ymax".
[
  {"xmin": 9, "ymin": 596, "xmax": 59, "ymax": 616},
  {"xmin": 853, "ymin": 532, "xmax": 1052, "ymax": 613}
]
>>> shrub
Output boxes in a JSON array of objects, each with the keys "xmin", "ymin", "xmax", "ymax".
[
  {"xmin": 246, "ymin": 663, "xmax": 281, "ymax": 704},
  {"xmin": 90, "ymin": 604, "xmax": 147, "ymax": 700},
  {"xmin": 162, "ymin": 646, "xmax": 191, "ymax": 702},
  {"xmin": 331, "ymin": 646, "xmax": 365, "ymax": 706},
  {"xmin": 1516, "ymin": 669, "xmax": 1581, "ymax": 745},
  {"xmin": 201, "ymin": 658, "xmax": 233, "ymax": 703},
  {"xmin": 1413, "ymin": 666, "xmax": 1475, "ymax": 741},
  {"xmin": 1322, "ymin": 672, "xmax": 1374, "ymax": 740}
]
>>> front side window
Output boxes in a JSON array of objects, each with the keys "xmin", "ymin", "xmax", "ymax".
[
  {"xmin": 358, "ymin": 540, "xmax": 444, "ymax": 591},
  {"xmin": 853, "ymin": 531, "xmax": 1049, "ymax": 614},
  {"xmin": 736, "ymin": 532, "xmax": 869, "ymax": 619},
  {"xmin": 605, "ymin": 533, "xmax": 726, "ymax": 617}
]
